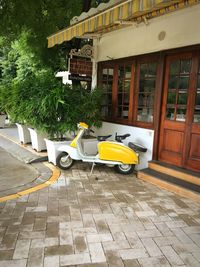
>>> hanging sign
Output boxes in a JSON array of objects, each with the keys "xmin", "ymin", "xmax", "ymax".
[
  {"xmin": 69, "ymin": 58, "xmax": 92, "ymax": 76},
  {"xmin": 69, "ymin": 74, "xmax": 92, "ymax": 82}
]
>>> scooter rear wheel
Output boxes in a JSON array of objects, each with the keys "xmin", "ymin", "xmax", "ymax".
[
  {"xmin": 56, "ymin": 152, "xmax": 74, "ymax": 170},
  {"xmin": 114, "ymin": 164, "xmax": 135, "ymax": 175}
]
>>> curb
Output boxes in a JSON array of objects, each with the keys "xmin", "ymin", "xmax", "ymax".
[{"xmin": 0, "ymin": 131, "xmax": 61, "ymax": 203}]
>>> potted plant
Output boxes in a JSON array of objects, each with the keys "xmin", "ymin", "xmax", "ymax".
[
  {"xmin": 3, "ymin": 78, "xmax": 33, "ymax": 144},
  {"xmin": 40, "ymin": 83, "xmax": 103, "ymax": 165},
  {"xmin": 28, "ymin": 127, "xmax": 47, "ymax": 151}
]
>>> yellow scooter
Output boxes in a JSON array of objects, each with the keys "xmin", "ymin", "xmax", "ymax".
[{"xmin": 56, "ymin": 122, "xmax": 139, "ymax": 174}]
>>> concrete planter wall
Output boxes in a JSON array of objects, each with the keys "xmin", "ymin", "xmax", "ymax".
[
  {"xmin": 16, "ymin": 123, "xmax": 31, "ymax": 144},
  {"xmin": 0, "ymin": 115, "xmax": 7, "ymax": 128},
  {"xmin": 28, "ymin": 128, "xmax": 47, "ymax": 152}
]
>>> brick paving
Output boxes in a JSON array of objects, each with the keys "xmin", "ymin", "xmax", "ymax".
[{"xmin": 0, "ymin": 163, "xmax": 200, "ymax": 266}]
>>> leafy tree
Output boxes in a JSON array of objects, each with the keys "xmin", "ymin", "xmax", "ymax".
[{"xmin": 0, "ymin": 0, "xmax": 109, "ymax": 70}]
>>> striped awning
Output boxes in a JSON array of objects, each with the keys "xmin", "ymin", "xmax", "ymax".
[{"xmin": 47, "ymin": 0, "xmax": 199, "ymax": 48}]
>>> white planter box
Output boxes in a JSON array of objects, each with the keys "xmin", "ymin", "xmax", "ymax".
[
  {"xmin": 0, "ymin": 115, "xmax": 7, "ymax": 128},
  {"xmin": 45, "ymin": 138, "xmax": 71, "ymax": 165},
  {"xmin": 16, "ymin": 123, "xmax": 31, "ymax": 144},
  {"xmin": 28, "ymin": 128, "xmax": 47, "ymax": 152}
]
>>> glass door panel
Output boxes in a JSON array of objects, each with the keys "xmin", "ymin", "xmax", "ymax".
[{"xmin": 165, "ymin": 59, "xmax": 191, "ymax": 122}]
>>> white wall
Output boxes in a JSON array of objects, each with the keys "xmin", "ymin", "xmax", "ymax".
[
  {"xmin": 97, "ymin": 4, "xmax": 200, "ymax": 61},
  {"xmin": 95, "ymin": 122, "xmax": 154, "ymax": 170}
]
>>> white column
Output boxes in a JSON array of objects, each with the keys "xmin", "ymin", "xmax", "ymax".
[{"xmin": 91, "ymin": 38, "xmax": 99, "ymax": 90}]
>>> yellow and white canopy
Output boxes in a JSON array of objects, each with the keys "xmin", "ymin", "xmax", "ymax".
[{"xmin": 47, "ymin": 0, "xmax": 199, "ymax": 48}]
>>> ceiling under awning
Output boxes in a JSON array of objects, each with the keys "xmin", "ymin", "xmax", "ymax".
[{"xmin": 47, "ymin": 0, "xmax": 199, "ymax": 48}]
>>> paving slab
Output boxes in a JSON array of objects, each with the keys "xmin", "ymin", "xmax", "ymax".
[
  {"xmin": 0, "ymin": 147, "xmax": 38, "ymax": 196},
  {"xmin": 0, "ymin": 126, "xmax": 200, "ymax": 266}
]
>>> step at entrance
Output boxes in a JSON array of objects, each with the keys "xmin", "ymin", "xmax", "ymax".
[{"xmin": 138, "ymin": 161, "xmax": 200, "ymax": 202}]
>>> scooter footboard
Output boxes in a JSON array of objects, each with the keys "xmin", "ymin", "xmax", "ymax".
[{"xmin": 57, "ymin": 145, "xmax": 81, "ymax": 160}]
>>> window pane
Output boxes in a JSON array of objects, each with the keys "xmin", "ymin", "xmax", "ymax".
[
  {"xmin": 181, "ymin": 59, "xmax": 191, "ymax": 74},
  {"xmin": 166, "ymin": 108, "xmax": 175, "ymax": 120},
  {"xmin": 137, "ymin": 62, "xmax": 157, "ymax": 123},
  {"xmin": 167, "ymin": 91, "xmax": 176, "ymax": 104},
  {"xmin": 118, "ymin": 80, "xmax": 123, "ymax": 93},
  {"xmin": 146, "ymin": 94, "xmax": 154, "ymax": 107},
  {"xmin": 178, "ymin": 91, "xmax": 187, "ymax": 105},
  {"xmin": 103, "ymin": 69, "xmax": 107, "ymax": 75},
  {"xmin": 170, "ymin": 61, "xmax": 180, "ymax": 75},
  {"xmin": 140, "ymin": 64, "xmax": 148, "ymax": 78},
  {"xmin": 138, "ymin": 93, "xmax": 144, "ymax": 106},
  {"xmin": 117, "ymin": 64, "xmax": 131, "ymax": 119},
  {"xmin": 125, "ymin": 65, "xmax": 131, "ymax": 78},
  {"xmin": 101, "ymin": 68, "xmax": 114, "ymax": 118},
  {"xmin": 193, "ymin": 77, "xmax": 200, "ymax": 122},
  {"xmin": 118, "ymin": 66, "xmax": 125, "ymax": 78},
  {"xmin": 144, "ymin": 79, "xmax": 156, "ymax": 91},
  {"xmin": 117, "ymin": 106, "xmax": 122, "ymax": 118},
  {"xmin": 124, "ymin": 93, "xmax": 130, "ymax": 104},
  {"xmin": 194, "ymin": 108, "xmax": 200, "ymax": 122},
  {"xmin": 122, "ymin": 106, "xmax": 129, "ymax": 119},
  {"xmin": 118, "ymin": 93, "xmax": 122, "ymax": 105},
  {"xmin": 149, "ymin": 63, "xmax": 157, "ymax": 75},
  {"xmin": 166, "ymin": 58, "xmax": 191, "ymax": 122},
  {"xmin": 176, "ymin": 108, "xmax": 186, "ymax": 121},
  {"xmin": 197, "ymin": 75, "xmax": 200, "ymax": 89},
  {"xmin": 168, "ymin": 76, "xmax": 178, "ymax": 89},
  {"xmin": 139, "ymin": 80, "xmax": 145, "ymax": 92},
  {"xmin": 125, "ymin": 81, "xmax": 130, "ymax": 92},
  {"xmin": 196, "ymin": 89, "xmax": 200, "ymax": 105},
  {"xmin": 137, "ymin": 108, "xmax": 153, "ymax": 122},
  {"xmin": 179, "ymin": 76, "xmax": 189, "ymax": 90}
]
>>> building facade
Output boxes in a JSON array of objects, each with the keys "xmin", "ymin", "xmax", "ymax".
[{"xmin": 48, "ymin": 0, "xmax": 200, "ymax": 172}]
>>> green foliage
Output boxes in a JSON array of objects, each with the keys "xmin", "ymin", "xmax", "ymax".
[
  {"xmin": 0, "ymin": 0, "xmax": 84, "ymax": 70},
  {"xmin": 0, "ymin": 0, "xmax": 110, "ymax": 70},
  {"xmin": 0, "ymin": 30, "xmax": 41, "ymax": 82},
  {"xmin": 0, "ymin": 1, "xmax": 106, "ymax": 135},
  {"xmin": 62, "ymin": 86, "xmax": 103, "ymax": 133},
  {"xmin": 0, "ymin": 68, "xmax": 103, "ymax": 139}
]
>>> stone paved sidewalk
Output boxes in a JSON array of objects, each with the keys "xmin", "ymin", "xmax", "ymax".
[{"xmin": 0, "ymin": 162, "xmax": 200, "ymax": 267}]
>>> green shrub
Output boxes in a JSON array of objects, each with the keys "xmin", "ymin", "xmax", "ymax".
[{"xmin": 2, "ymin": 68, "xmax": 103, "ymax": 139}]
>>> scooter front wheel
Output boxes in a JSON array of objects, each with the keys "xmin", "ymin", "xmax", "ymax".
[
  {"xmin": 56, "ymin": 152, "xmax": 74, "ymax": 170},
  {"xmin": 114, "ymin": 164, "xmax": 135, "ymax": 175}
]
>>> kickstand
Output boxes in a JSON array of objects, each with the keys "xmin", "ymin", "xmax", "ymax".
[{"xmin": 90, "ymin": 162, "xmax": 96, "ymax": 176}]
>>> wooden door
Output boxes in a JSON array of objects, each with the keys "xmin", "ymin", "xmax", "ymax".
[{"xmin": 159, "ymin": 52, "xmax": 200, "ymax": 172}]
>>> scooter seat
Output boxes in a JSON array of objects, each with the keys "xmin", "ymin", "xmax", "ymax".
[
  {"xmin": 128, "ymin": 142, "xmax": 147, "ymax": 153},
  {"xmin": 115, "ymin": 133, "xmax": 130, "ymax": 142},
  {"xmin": 97, "ymin": 134, "xmax": 112, "ymax": 141}
]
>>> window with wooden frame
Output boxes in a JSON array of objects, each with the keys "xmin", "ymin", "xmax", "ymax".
[
  {"xmin": 134, "ymin": 60, "xmax": 158, "ymax": 126},
  {"xmin": 98, "ymin": 55, "xmax": 159, "ymax": 129},
  {"xmin": 116, "ymin": 64, "xmax": 132, "ymax": 121},
  {"xmin": 165, "ymin": 58, "xmax": 191, "ymax": 122},
  {"xmin": 100, "ymin": 67, "xmax": 114, "ymax": 118},
  {"xmin": 194, "ymin": 60, "xmax": 200, "ymax": 123}
]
